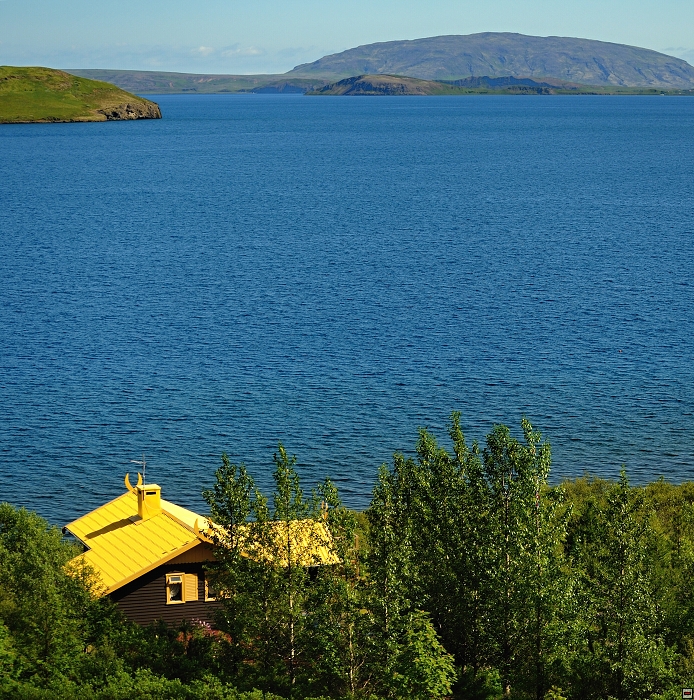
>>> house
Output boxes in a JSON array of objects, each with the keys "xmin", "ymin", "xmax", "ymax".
[
  {"xmin": 64, "ymin": 474, "xmax": 220, "ymax": 626},
  {"xmin": 64, "ymin": 474, "xmax": 339, "ymax": 626}
]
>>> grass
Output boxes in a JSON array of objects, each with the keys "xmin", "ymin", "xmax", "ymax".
[{"xmin": 0, "ymin": 66, "xmax": 160, "ymax": 123}]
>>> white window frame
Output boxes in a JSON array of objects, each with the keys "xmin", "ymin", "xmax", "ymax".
[{"xmin": 166, "ymin": 572, "xmax": 185, "ymax": 605}]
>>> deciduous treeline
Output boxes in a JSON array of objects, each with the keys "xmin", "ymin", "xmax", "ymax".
[{"xmin": 3, "ymin": 415, "xmax": 694, "ymax": 699}]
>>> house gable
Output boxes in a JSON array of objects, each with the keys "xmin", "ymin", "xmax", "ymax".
[{"xmin": 64, "ymin": 476, "xmax": 208, "ymax": 595}]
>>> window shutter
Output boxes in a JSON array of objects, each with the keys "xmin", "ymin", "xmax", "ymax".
[{"xmin": 185, "ymin": 573, "xmax": 198, "ymax": 601}]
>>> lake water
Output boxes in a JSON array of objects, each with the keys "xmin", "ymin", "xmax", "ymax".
[{"xmin": 1, "ymin": 94, "xmax": 694, "ymax": 525}]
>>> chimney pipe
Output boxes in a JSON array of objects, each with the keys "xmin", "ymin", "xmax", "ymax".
[{"xmin": 136, "ymin": 484, "xmax": 161, "ymax": 521}]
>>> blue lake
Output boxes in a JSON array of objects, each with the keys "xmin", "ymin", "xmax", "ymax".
[{"xmin": 1, "ymin": 94, "xmax": 694, "ymax": 524}]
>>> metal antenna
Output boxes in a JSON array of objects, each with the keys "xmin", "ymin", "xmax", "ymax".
[{"xmin": 130, "ymin": 454, "xmax": 146, "ymax": 484}]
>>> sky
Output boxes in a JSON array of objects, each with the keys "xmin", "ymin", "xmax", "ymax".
[{"xmin": 1, "ymin": 0, "xmax": 693, "ymax": 75}]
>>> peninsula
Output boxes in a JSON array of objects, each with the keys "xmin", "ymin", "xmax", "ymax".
[
  {"xmin": 0, "ymin": 66, "xmax": 161, "ymax": 123},
  {"xmin": 306, "ymin": 73, "xmax": 691, "ymax": 96},
  {"xmin": 307, "ymin": 74, "xmax": 467, "ymax": 96}
]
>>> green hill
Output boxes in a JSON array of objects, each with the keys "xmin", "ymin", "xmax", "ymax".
[{"xmin": 0, "ymin": 66, "xmax": 161, "ymax": 123}]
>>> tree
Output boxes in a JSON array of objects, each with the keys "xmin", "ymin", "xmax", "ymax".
[
  {"xmin": 0, "ymin": 502, "xmax": 98, "ymax": 680},
  {"xmin": 364, "ymin": 416, "xmax": 571, "ymax": 698},
  {"xmin": 644, "ymin": 480, "xmax": 694, "ymax": 679},
  {"xmin": 390, "ymin": 610, "xmax": 456, "ymax": 700},
  {"xmin": 478, "ymin": 419, "xmax": 570, "ymax": 699},
  {"xmin": 203, "ymin": 446, "xmax": 342, "ymax": 698},
  {"xmin": 263, "ymin": 443, "xmax": 314, "ymax": 695},
  {"xmin": 302, "ymin": 478, "xmax": 371, "ymax": 697},
  {"xmin": 568, "ymin": 470, "xmax": 675, "ymax": 699},
  {"xmin": 366, "ymin": 459, "xmax": 416, "ymax": 691},
  {"xmin": 202, "ymin": 454, "xmax": 263, "ymax": 681},
  {"xmin": 365, "ymin": 415, "xmax": 491, "ymax": 698}
]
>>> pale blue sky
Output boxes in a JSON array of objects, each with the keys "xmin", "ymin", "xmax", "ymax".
[{"xmin": 1, "ymin": 0, "xmax": 693, "ymax": 74}]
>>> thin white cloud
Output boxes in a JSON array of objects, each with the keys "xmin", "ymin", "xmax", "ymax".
[
  {"xmin": 0, "ymin": 40, "xmax": 334, "ymax": 74},
  {"xmin": 220, "ymin": 45, "xmax": 264, "ymax": 58}
]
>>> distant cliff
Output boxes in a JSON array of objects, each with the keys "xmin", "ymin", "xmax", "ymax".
[
  {"xmin": 0, "ymin": 67, "xmax": 161, "ymax": 123},
  {"xmin": 288, "ymin": 33, "xmax": 694, "ymax": 88}
]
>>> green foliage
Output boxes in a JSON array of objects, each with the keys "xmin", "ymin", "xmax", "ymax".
[
  {"xmin": 0, "ymin": 503, "xmax": 97, "ymax": 679},
  {"xmin": 543, "ymin": 688, "xmax": 567, "ymax": 700},
  {"xmin": 456, "ymin": 667, "xmax": 504, "ymax": 700},
  {"xmin": 7, "ymin": 424, "xmax": 694, "ymax": 699},
  {"xmin": 0, "ymin": 622, "xmax": 18, "ymax": 683},
  {"xmin": 564, "ymin": 470, "xmax": 677, "ymax": 699},
  {"xmin": 0, "ymin": 669, "xmax": 290, "ymax": 699},
  {"xmin": 390, "ymin": 610, "xmax": 456, "ymax": 700}
]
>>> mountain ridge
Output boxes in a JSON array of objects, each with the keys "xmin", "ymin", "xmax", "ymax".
[
  {"xmin": 66, "ymin": 33, "xmax": 694, "ymax": 93},
  {"xmin": 287, "ymin": 33, "xmax": 694, "ymax": 88}
]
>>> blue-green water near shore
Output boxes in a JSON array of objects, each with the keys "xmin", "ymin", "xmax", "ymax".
[{"xmin": 1, "ymin": 94, "xmax": 693, "ymax": 523}]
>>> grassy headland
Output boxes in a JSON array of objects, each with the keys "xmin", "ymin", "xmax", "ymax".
[{"xmin": 0, "ymin": 66, "xmax": 161, "ymax": 123}]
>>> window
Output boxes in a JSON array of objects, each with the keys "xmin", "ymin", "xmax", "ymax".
[
  {"xmin": 204, "ymin": 576, "xmax": 217, "ymax": 601},
  {"xmin": 166, "ymin": 572, "xmax": 198, "ymax": 604},
  {"xmin": 166, "ymin": 573, "xmax": 184, "ymax": 604}
]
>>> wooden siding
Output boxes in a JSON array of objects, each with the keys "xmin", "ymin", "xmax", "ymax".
[
  {"xmin": 110, "ymin": 562, "xmax": 220, "ymax": 626},
  {"xmin": 167, "ymin": 541, "xmax": 216, "ymax": 564}
]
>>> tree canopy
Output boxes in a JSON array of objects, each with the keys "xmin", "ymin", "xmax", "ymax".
[{"xmin": 2, "ymin": 416, "xmax": 694, "ymax": 699}]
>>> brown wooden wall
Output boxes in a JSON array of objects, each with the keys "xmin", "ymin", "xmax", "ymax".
[
  {"xmin": 110, "ymin": 562, "xmax": 221, "ymax": 627},
  {"xmin": 168, "ymin": 542, "xmax": 216, "ymax": 565}
]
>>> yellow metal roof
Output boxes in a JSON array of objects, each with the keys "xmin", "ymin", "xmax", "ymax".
[
  {"xmin": 65, "ymin": 490, "xmax": 203, "ymax": 595},
  {"xmin": 202, "ymin": 519, "xmax": 340, "ymax": 567},
  {"xmin": 66, "ymin": 481, "xmax": 339, "ymax": 595},
  {"xmin": 243, "ymin": 520, "xmax": 340, "ymax": 567}
]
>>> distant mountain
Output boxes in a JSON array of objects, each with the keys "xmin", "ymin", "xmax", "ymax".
[
  {"xmin": 65, "ymin": 69, "xmax": 326, "ymax": 94},
  {"xmin": 287, "ymin": 33, "xmax": 694, "ymax": 88},
  {"xmin": 65, "ymin": 34, "xmax": 694, "ymax": 94}
]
